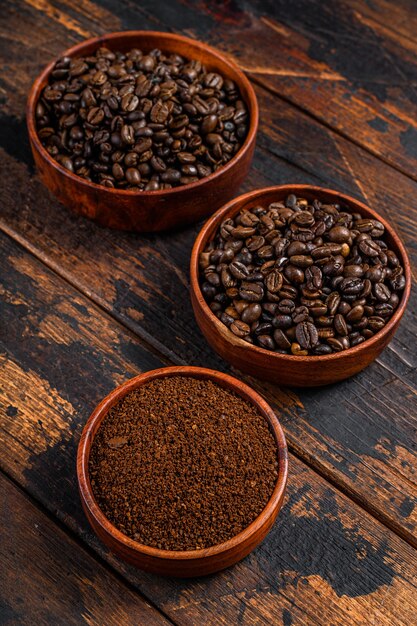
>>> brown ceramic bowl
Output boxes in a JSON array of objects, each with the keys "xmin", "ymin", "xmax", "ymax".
[
  {"xmin": 27, "ymin": 31, "xmax": 258, "ymax": 232},
  {"xmin": 190, "ymin": 185, "xmax": 411, "ymax": 387},
  {"xmin": 77, "ymin": 366, "xmax": 288, "ymax": 577}
]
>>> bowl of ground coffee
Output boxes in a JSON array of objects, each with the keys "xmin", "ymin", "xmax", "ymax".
[
  {"xmin": 27, "ymin": 31, "xmax": 258, "ymax": 231},
  {"xmin": 190, "ymin": 185, "xmax": 411, "ymax": 386},
  {"xmin": 77, "ymin": 366, "xmax": 288, "ymax": 576}
]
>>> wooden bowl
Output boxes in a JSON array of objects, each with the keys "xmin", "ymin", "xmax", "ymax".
[
  {"xmin": 77, "ymin": 366, "xmax": 288, "ymax": 577},
  {"xmin": 27, "ymin": 31, "xmax": 258, "ymax": 232},
  {"xmin": 190, "ymin": 185, "xmax": 411, "ymax": 387}
]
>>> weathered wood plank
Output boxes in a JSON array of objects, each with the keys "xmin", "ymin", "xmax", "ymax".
[
  {"xmin": 345, "ymin": 0, "xmax": 417, "ymax": 46},
  {"xmin": 1, "ymin": 232, "xmax": 417, "ymax": 626},
  {"xmin": 0, "ymin": 473, "xmax": 172, "ymax": 626}
]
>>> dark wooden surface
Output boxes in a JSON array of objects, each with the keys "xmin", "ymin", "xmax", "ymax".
[
  {"xmin": 0, "ymin": 0, "xmax": 416, "ymax": 624},
  {"xmin": 0, "ymin": 473, "xmax": 172, "ymax": 626}
]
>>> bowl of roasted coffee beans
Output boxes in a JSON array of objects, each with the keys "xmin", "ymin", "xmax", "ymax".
[
  {"xmin": 77, "ymin": 366, "xmax": 288, "ymax": 577},
  {"xmin": 191, "ymin": 185, "xmax": 411, "ymax": 387},
  {"xmin": 27, "ymin": 31, "xmax": 258, "ymax": 231}
]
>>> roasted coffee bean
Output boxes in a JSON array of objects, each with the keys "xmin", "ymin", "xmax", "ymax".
[
  {"xmin": 257, "ymin": 334, "xmax": 275, "ymax": 350},
  {"xmin": 225, "ymin": 306, "xmax": 239, "ymax": 320},
  {"xmin": 121, "ymin": 124, "xmax": 135, "ymax": 145},
  {"xmin": 368, "ymin": 316, "xmax": 386, "ymax": 331},
  {"xmin": 230, "ymin": 320, "xmax": 250, "ymax": 338},
  {"xmin": 309, "ymin": 302, "xmax": 328, "ymax": 317},
  {"xmin": 278, "ymin": 299, "xmax": 295, "ymax": 315},
  {"xmin": 229, "ymin": 261, "xmax": 250, "ymax": 280},
  {"xmin": 313, "ymin": 344, "xmax": 333, "ymax": 355},
  {"xmin": 220, "ymin": 312, "xmax": 235, "ymax": 326},
  {"xmin": 290, "ymin": 255, "xmax": 313, "ymax": 268},
  {"xmin": 37, "ymin": 48, "xmax": 248, "ymax": 189},
  {"xmin": 257, "ymin": 245, "xmax": 274, "ymax": 260},
  {"xmin": 273, "ymin": 314, "xmax": 293, "ymax": 330},
  {"xmin": 265, "ymin": 269, "xmax": 283, "ymax": 293},
  {"xmin": 247, "ymin": 235, "xmax": 265, "ymax": 252},
  {"xmin": 273, "ymin": 329, "xmax": 292, "ymax": 350},
  {"xmin": 316, "ymin": 315, "xmax": 334, "ymax": 327},
  {"xmin": 285, "ymin": 265, "xmax": 305, "ymax": 284},
  {"xmin": 326, "ymin": 292, "xmax": 341, "ymax": 316},
  {"xmin": 375, "ymin": 303, "xmax": 394, "ymax": 317},
  {"xmin": 338, "ymin": 301, "xmax": 351, "ymax": 316},
  {"xmin": 150, "ymin": 100, "xmax": 170, "ymax": 123},
  {"xmin": 344, "ymin": 264, "xmax": 364, "ymax": 278},
  {"xmin": 292, "ymin": 306, "xmax": 309, "ymax": 324},
  {"xmin": 295, "ymin": 321, "xmax": 319, "ymax": 349},
  {"xmin": 327, "ymin": 337, "xmax": 345, "ymax": 352},
  {"xmin": 232, "ymin": 226, "xmax": 257, "ymax": 239},
  {"xmin": 318, "ymin": 328, "xmax": 335, "ymax": 339},
  {"xmin": 328, "ymin": 225, "xmax": 350, "ymax": 243},
  {"xmin": 263, "ymin": 302, "xmax": 279, "ymax": 316},
  {"xmin": 340, "ymin": 278, "xmax": 364, "ymax": 295},
  {"xmin": 305, "ymin": 265, "xmax": 323, "ymax": 289},
  {"xmin": 221, "ymin": 268, "xmax": 236, "ymax": 289},
  {"xmin": 125, "ymin": 167, "xmax": 141, "ymax": 185},
  {"xmin": 334, "ymin": 314, "xmax": 348, "ymax": 336},
  {"xmin": 87, "ymin": 107, "xmax": 105, "ymax": 125},
  {"xmin": 279, "ymin": 285, "xmax": 298, "ymax": 300},
  {"xmin": 374, "ymin": 283, "xmax": 391, "ymax": 302},
  {"xmin": 294, "ymin": 210, "xmax": 315, "ymax": 227},
  {"xmin": 199, "ymin": 194, "xmax": 406, "ymax": 355},
  {"xmin": 239, "ymin": 281, "xmax": 264, "ymax": 302},
  {"xmin": 359, "ymin": 238, "xmax": 380, "ymax": 257},
  {"xmin": 353, "ymin": 316, "xmax": 368, "ymax": 330},
  {"xmin": 239, "ymin": 211, "xmax": 259, "ymax": 227},
  {"xmin": 346, "ymin": 305, "xmax": 364, "ymax": 323},
  {"xmin": 254, "ymin": 322, "xmax": 273, "ymax": 336},
  {"xmin": 311, "ymin": 243, "xmax": 342, "ymax": 259},
  {"xmin": 390, "ymin": 270, "xmax": 406, "ymax": 292},
  {"xmin": 241, "ymin": 303, "xmax": 262, "ymax": 324},
  {"xmin": 386, "ymin": 250, "xmax": 400, "ymax": 267}
]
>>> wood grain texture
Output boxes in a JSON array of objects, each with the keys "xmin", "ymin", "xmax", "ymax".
[
  {"xmin": 1, "ymin": 232, "xmax": 417, "ymax": 625},
  {"xmin": 0, "ymin": 473, "xmax": 171, "ymax": 626}
]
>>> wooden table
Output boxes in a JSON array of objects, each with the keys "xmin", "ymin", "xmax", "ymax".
[{"xmin": 1, "ymin": 1, "xmax": 416, "ymax": 624}]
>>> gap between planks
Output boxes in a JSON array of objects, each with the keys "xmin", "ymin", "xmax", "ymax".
[
  {"xmin": 0, "ymin": 465, "xmax": 179, "ymax": 626},
  {"xmin": 248, "ymin": 74, "xmax": 417, "ymax": 187},
  {"xmin": 1, "ymin": 221, "xmax": 416, "ymax": 551}
]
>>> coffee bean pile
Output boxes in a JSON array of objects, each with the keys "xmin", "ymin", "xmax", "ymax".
[
  {"xmin": 89, "ymin": 376, "xmax": 278, "ymax": 551},
  {"xmin": 35, "ymin": 46, "xmax": 249, "ymax": 190},
  {"xmin": 199, "ymin": 194, "xmax": 406, "ymax": 355}
]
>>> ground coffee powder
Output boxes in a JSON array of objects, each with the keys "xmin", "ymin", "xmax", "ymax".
[{"xmin": 89, "ymin": 376, "xmax": 278, "ymax": 551}]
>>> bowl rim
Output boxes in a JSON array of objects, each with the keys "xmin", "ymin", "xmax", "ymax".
[
  {"xmin": 190, "ymin": 184, "xmax": 412, "ymax": 364},
  {"xmin": 27, "ymin": 30, "xmax": 259, "ymax": 198},
  {"xmin": 77, "ymin": 365, "xmax": 288, "ymax": 561}
]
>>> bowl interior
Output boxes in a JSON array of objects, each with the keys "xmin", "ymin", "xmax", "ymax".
[
  {"xmin": 27, "ymin": 31, "xmax": 259, "ymax": 197},
  {"xmin": 191, "ymin": 184, "xmax": 411, "ymax": 363},
  {"xmin": 77, "ymin": 366, "xmax": 288, "ymax": 561}
]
